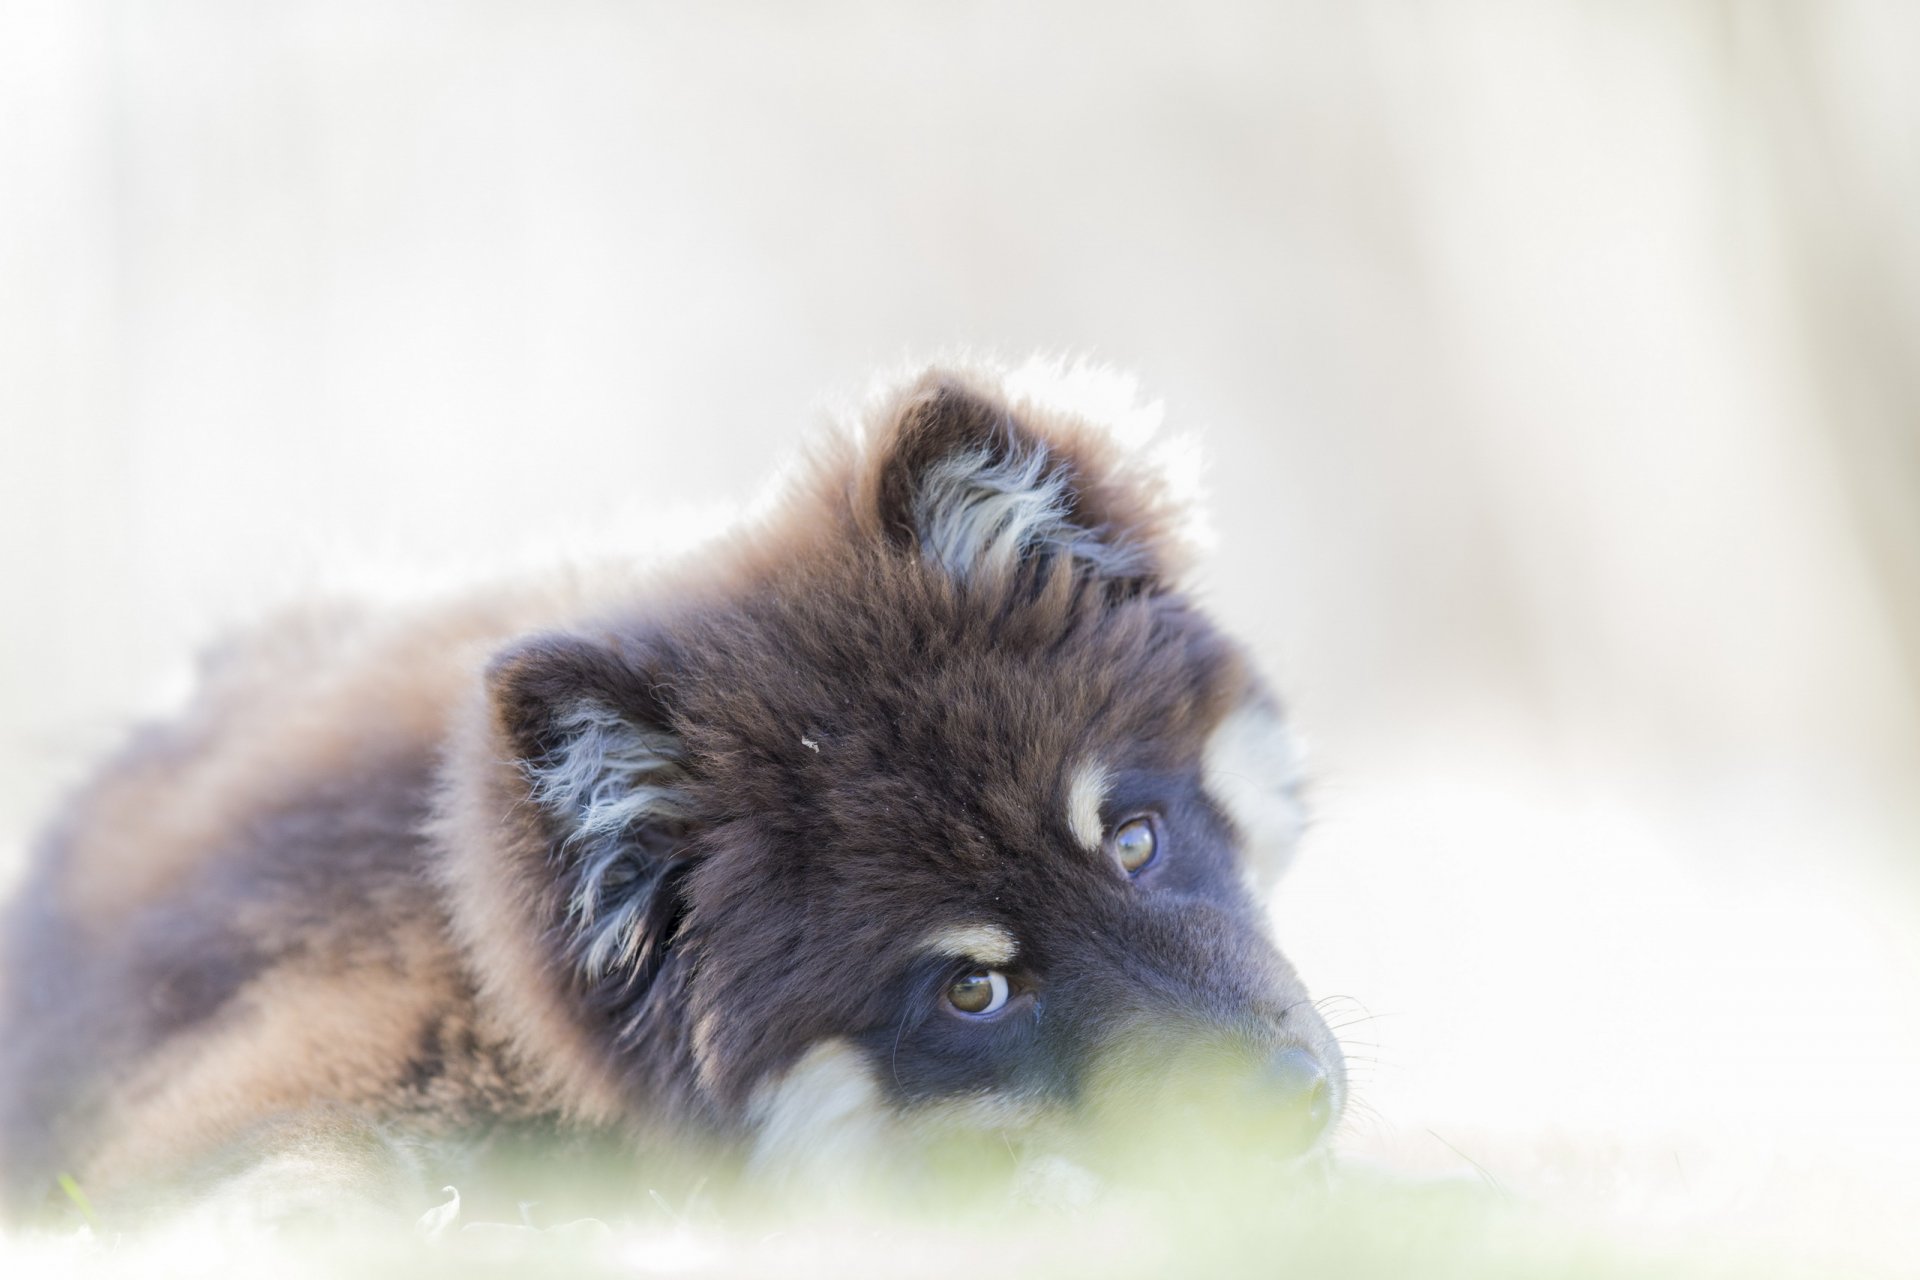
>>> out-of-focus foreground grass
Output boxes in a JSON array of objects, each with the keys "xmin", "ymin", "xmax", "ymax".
[
  {"xmin": 3, "ymin": 1106, "xmax": 1914, "ymax": 1280},
  {"xmin": 0, "ymin": 1167, "xmax": 1900, "ymax": 1280}
]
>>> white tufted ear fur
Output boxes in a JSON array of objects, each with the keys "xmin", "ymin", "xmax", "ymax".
[
  {"xmin": 861, "ymin": 371, "xmax": 1190, "ymax": 589},
  {"xmin": 519, "ymin": 699, "xmax": 688, "ymax": 978},
  {"xmin": 911, "ymin": 444, "xmax": 1143, "ymax": 581}
]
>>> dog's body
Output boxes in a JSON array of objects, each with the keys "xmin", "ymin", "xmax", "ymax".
[{"xmin": 0, "ymin": 364, "xmax": 1342, "ymax": 1223}]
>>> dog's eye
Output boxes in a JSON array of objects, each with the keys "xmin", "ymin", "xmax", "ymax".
[
  {"xmin": 945, "ymin": 969, "xmax": 1010, "ymax": 1016},
  {"xmin": 1111, "ymin": 815, "xmax": 1158, "ymax": 875}
]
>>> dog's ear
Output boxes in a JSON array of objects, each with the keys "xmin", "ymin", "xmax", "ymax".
[
  {"xmin": 861, "ymin": 371, "xmax": 1187, "ymax": 588},
  {"xmin": 486, "ymin": 632, "xmax": 694, "ymax": 995}
]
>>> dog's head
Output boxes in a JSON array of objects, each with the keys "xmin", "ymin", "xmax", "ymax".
[{"xmin": 476, "ymin": 365, "xmax": 1342, "ymax": 1180}]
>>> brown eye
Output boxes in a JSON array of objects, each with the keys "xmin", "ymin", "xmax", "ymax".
[
  {"xmin": 946, "ymin": 969, "xmax": 1010, "ymax": 1016},
  {"xmin": 1112, "ymin": 815, "xmax": 1158, "ymax": 875}
]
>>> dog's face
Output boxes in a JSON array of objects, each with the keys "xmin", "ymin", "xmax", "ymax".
[{"xmin": 486, "ymin": 370, "xmax": 1342, "ymax": 1177}]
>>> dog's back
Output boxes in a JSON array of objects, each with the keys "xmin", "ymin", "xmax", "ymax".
[{"xmin": 0, "ymin": 587, "xmax": 592, "ymax": 1217}]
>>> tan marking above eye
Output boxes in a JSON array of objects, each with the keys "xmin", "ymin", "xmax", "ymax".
[
  {"xmin": 1066, "ymin": 760, "xmax": 1112, "ymax": 851},
  {"xmin": 922, "ymin": 923, "xmax": 1018, "ymax": 966}
]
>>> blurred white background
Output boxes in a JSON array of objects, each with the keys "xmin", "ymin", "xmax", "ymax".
[{"xmin": 4, "ymin": 0, "xmax": 1917, "ymax": 1260}]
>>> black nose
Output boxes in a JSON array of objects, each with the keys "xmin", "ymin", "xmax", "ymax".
[{"xmin": 1263, "ymin": 1048, "xmax": 1333, "ymax": 1155}]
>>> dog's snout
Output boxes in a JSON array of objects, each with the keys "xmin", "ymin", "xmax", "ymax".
[{"xmin": 1263, "ymin": 1047, "xmax": 1333, "ymax": 1155}]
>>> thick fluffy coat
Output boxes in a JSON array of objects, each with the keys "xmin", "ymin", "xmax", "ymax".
[{"xmin": 0, "ymin": 364, "xmax": 1341, "ymax": 1221}]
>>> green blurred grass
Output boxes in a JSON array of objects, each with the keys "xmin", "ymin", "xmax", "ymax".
[{"xmin": 5, "ymin": 1142, "xmax": 1906, "ymax": 1280}]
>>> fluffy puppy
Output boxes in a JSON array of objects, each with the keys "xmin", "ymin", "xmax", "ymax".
[{"xmin": 0, "ymin": 362, "xmax": 1341, "ymax": 1223}]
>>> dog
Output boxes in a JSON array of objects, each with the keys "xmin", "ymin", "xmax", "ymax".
[{"xmin": 0, "ymin": 361, "xmax": 1343, "ymax": 1225}]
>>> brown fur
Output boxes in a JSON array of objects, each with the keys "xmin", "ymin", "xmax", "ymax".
[{"xmin": 0, "ymin": 362, "xmax": 1339, "ymax": 1223}]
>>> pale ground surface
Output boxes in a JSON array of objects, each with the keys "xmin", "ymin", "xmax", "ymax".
[{"xmin": 3, "ymin": 1, "xmax": 1918, "ymax": 1275}]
